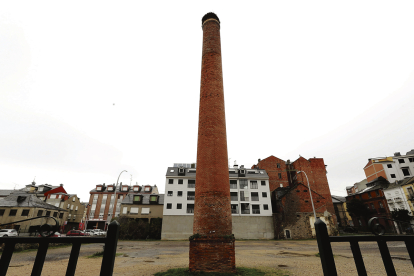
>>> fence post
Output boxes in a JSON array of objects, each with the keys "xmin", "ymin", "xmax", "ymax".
[
  {"xmin": 315, "ymin": 218, "xmax": 337, "ymax": 276},
  {"xmin": 100, "ymin": 220, "xmax": 120, "ymax": 276}
]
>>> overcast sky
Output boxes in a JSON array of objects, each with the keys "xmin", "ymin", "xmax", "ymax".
[{"xmin": 1, "ymin": 1, "xmax": 414, "ymax": 201}]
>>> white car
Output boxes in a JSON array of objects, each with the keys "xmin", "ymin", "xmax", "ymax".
[
  {"xmin": 93, "ymin": 230, "xmax": 106, "ymax": 236},
  {"xmin": 83, "ymin": 230, "xmax": 95, "ymax": 236},
  {"xmin": 0, "ymin": 229, "xmax": 18, "ymax": 237}
]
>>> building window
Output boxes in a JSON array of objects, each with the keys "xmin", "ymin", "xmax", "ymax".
[
  {"xmin": 250, "ymin": 181, "xmax": 258, "ymax": 189},
  {"xmin": 134, "ymin": 195, "xmax": 141, "ymax": 202},
  {"xmin": 178, "ymin": 179, "xmax": 183, "ymax": 184},
  {"xmin": 263, "ymin": 204, "xmax": 269, "ymax": 210},
  {"xmin": 230, "ymin": 180, "xmax": 237, "ymax": 189},
  {"xmin": 251, "ymin": 192, "xmax": 259, "ymax": 201},
  {"xmin": 278, "ymin": 173, "xmax": 282, "ymax": 179},
  {"xmin": 379, "ymin": 202, "xmax": 384, "ymax": 208},
  {"xmin": 252, "ymin": 205, "xmax": 260, "ymax": 214},
  {"xmin": 176, "ymin": 203, "xmax": 182, "ymax": 209},
  {"xmin": 21, "ymin": 209, "xmax": 30, "ymax": 216},
  {"xmin": 168, "ymin": 179, "xmax": 174, "ymax": 184},
  {"xmin": 230, "ymin": 192, "xmax": 238, "ymax": 201},
  {"xmin": 240, "ymin": 191, "xmax": 249, "ymax": 201},
  {"xmin": 142, "ymin": 208, "xmax": 150, "ymax": 214},
  {"xmin": 0, "ymin": 209, "xmax": 4, "ymax": 216},
  {"xmin": 150, "ymin": 195, "xmax": 158, "ymax": 202},
  {"xmin": 71, "ymin": 205, "xmax": 74, "ymax": 210},
  {"xmin": 130, "ymin": 207, "xmax": 139, "ymax": 214},
  {"xmin": 187, "ymin": 204, "xmax": 194, "ymax": 213},
  {"xmin": 188, "ymin": 180, "xmax": 196, "ymax": 188},
  {"xmin": 37, "ymin": 210, "xmax": 43, "ymax": 216},
  {"xmin": 371, "ymin": 203, "xmax": 375, "ymax": 209},
  {"xmin": 178, "ymin": 191, "xmax": 183, "ymax": 197},
  {"xmin": 97, "ymin": 187, "xmax": 102, "ymax": 191},
  {"xmin": 261, "ymin": 181, "xmax": 266, "ymax": 186},
  {"xmin": 387, "ymin": 164, "xmax": 392, "ymax": 168},
  {"xmin": 409, "ymin": 158, "xmax": 414, "ymax": 163},
  {"xmin": 167, "ymin": 203, "xmax": 172, "ymax": 209},
  {"xmin": 123, "ymin": 207, "xmax": 128, "ymax": 214},
  {"xmin": 231, "ymin": 204, "xmax": 239, "ymax": 214},
  {"xmin": 53, "ymin": 212, "xmax": 58, "ymax": 217},
  {"xmin": 375, "ymin": 190, "xmax": 380, "ymax": 196},
  {"xmin": 368, "ymin": 193, "xmax": 372, "ymax": 198},
  {"xmin": 46, "ymin": 211, "xmax": 51, "ymax": 216},
  {"xmin": 187, "ymin": 191, "xmax": 195, "ymax": 200},
  {"xmin": 239, "ymin": 179, "xmax": 248, "ymax": 189},
  {"xmin": 277, "ymin": 163, "xmax": 281, "ymax": 168},
  {"xmin": 59, "ymin": 213, "xmax": 64, "ymax": 218},
  {"xmin": 399, "ymin": 159, "xmax": 405, "ymax": 163},
  {"xmin": 167, "ymin": 191, "xmax": 173, "ymax": 196},
  {"xmin": 391, "ymin": 174, "xmax": 396, "ymax": 178},
  {"xmin": 402, "ymin": 168, "xmax": 411, "ymax": 176},
  {"xmin": 241, "ymin": 203, "xmax": 250, "ymax": 214},
  {"xmin": 9, "ymin": 210, "xmax": 17, "ymax": 216},
  {"xmin": 262, "ymin": 192, "xmax": 267, "ymax": 198}
]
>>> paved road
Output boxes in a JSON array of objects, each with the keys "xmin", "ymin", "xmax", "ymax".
[{"xmin": 2, "ymin": 239, "xmax": 414, "ymax": 275}]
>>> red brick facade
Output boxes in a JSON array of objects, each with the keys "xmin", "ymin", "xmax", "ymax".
[
  {"xmin": 191, "ymin": 13, "xmax": 235, "ymax": 272},
  {"xmin": 254, "ymin": 155, "xmax": 338, "ymax": 238}
]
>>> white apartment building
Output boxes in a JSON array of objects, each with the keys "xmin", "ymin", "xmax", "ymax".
[
  {"xmin": 383, "ymin": 181, "xmax": 414, "ymax": 233},
  {"xmin": 364, "ymin": 150, "xmax": 414, "ymax": 183},
  {"xmin": 161, "ymin": 164, "xmax": 274, "ymax": 240}
]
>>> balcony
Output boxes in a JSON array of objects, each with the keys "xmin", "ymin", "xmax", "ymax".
[
  {"xmin": 240, "ymin": 197, "xmax": 249, "ymax": 201},
  {"xmin": 251, "ymin": 196, "xmax": 259, "ymax": 201},
  {"xmin": 252, "ymin": 209, "xmax": 260, "ymax": 214},
  {"xmin": 186, "ymin": 208, "xmax": 194, "ymax": 214},
  {"xmin": 188, "ymin": 184, "xmax": 195, "ymax": 188},
  {"xmin": 230, "ymin": 184, "xmax": 237, "ymax": 189},
  {"xmin": 230, "ymin": 196, "xmax": 238, "ymax": 201},
  {"xmin": 394, "ymin": 197, "xmax": 403, "ymax": 203},
  {"xmin": 187, "ymin": 196, "xmax": 195, "ymax": 200},
  {"xmin": 241, "ymin": 210, "xmax": 250, "ymax": 214},
  {"xmin": 231, "ymin": 208, "xmax": 238, "ymax": 214}
]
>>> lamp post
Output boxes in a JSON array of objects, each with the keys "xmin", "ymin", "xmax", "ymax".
[
  {"xmin": 111, "ymin": 170, "xmax": 127, "ymax": 218},
  {"xmin": 297, "ymin": 171, "xmax": 317, "ymax": 220}
]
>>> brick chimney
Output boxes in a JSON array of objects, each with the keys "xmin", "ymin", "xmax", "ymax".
[{"xmin": 189, "ymin": 12, "xmax": 235, "ymax": 273}]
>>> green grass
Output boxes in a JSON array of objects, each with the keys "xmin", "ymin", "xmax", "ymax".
[
  {"xmin": 154, "ymin": 267, "xmax": 289, "ymax": 276},
  {"xmin": 86, "ymin": 251, "xmax": 123, "ymax": 258}
]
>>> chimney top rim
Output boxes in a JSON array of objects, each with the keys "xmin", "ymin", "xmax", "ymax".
[{"xmin": 202, "ymin": 12, "xmax": 220, "ymax": 25}]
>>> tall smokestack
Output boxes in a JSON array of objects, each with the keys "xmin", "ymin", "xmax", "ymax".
[{"xmin": 189, "ymin": 12, "xmax": 235, "ymax": 273}]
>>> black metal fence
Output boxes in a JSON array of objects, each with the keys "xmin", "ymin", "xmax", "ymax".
[
  {"xmin": 315, "ymin": 217, "xmax": 414, "ymax": 276},
  {"xmin": 0, "ymin": 220, "xmax": 120, "ymax": 276}
]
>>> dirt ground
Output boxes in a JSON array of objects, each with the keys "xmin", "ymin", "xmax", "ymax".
[{"xmin": 2, "ymin": 239, "xmax": 414, "ymax": 275}]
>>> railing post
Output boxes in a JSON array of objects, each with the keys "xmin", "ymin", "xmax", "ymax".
[
  {"xmin": 315, "ymin": 218, "xmax": 337, "ymax": 276},
  {"xmin": 0, "ymin": 242, "xmax": 16, "ymax": 276},
  {"xmin": 100, "ymin": 220, "xmax": 120, "ymax": 276}
]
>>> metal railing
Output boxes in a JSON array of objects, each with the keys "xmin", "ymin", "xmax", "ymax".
[
  {"xmin": 0, "ymin": 217, "xmax": 120, "ymax": 276},
  {"xmin": 316, "ymin": 217, "xmax": 414, "ymax": 276}
]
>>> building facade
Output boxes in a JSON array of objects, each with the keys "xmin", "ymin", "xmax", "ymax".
[
  {"xmin": 161, "ymin": 165, "xmax": 274, "ymax": 240},
  {"xmin": 86, "ymin": 183, "xmax": 159, "ymax": 230},
  {"xmin": 363, "ymin": 150, "xmax": 414, "ymax": 183},
  {"xmin": 0, "ymin": 192, "xmax": 68, "ymax": 234},
  {"xmin": 120, "ymin": 193, "xmax": 164, "ymax": 222},
  {"xmin": 45, "ymin": 193, "xmax": 85, "ymax": 232}
]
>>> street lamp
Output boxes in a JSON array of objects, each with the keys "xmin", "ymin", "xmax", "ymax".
[
  {"xmin": 111, "ymin": 170, "xmax": 127, "ymax": 218},
  {"xmin": 297, "ymin": 171, "xmax": 317, "ymax": 220}
]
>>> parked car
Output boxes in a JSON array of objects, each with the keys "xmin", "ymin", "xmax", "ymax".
[
  {"xmin": 37, "ymin": 232, "xmax": 61, "ymax": 237},
  {"xmin": 93, "ymin": 229, "xmax": 106, "ymax": 236},
  {"xmin": 84, "ymin": 229, "xmax": 94, "ymax": 236},
  {"xmin": 0, "ymin": 229, "xmax": 18, "ymax": 237},
  {"xmin": 66, "ymin": 230, "xmax": 86, "ymax": 236}
]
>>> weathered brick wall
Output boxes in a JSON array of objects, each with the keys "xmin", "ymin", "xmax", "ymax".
[
  {"xmin": 292, "ymin": 157, "xmax": 337, "ymax": 225},
  {"xmin": 189, "ymin": 238, "xmax": 235, "ymax": 272},
  {"xmin": 254, "ymin": 156, "xmax": 289, "ymax": 191}
]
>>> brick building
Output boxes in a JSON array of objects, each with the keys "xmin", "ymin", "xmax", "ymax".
[
  {"xmin": 86, "ymin": 183, "xmax": 159, "ymax": 230},
  {"xmin": 345, "ymin": 176, "xmax": 394, "ymax": 232},
  {"xmin": 253, "ymin": 155, "xmax": 337, "ymax": 239}
]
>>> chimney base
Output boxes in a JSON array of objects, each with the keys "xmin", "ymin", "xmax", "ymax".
[{"xmin": 189, "ymin": 237, "xmax": 235, "ymax": 273}]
